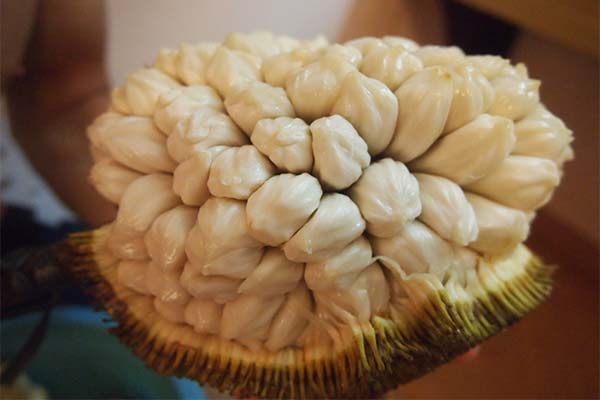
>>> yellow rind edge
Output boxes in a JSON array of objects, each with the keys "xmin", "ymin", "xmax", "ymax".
[{"xmin": 56, "ymin": 227, "xmax": 554, "ymax": 399}]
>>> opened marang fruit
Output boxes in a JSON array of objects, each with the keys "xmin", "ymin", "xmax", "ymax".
[{"xmin": 63, "ymin": 31, "xmax": 572, "ymax": 399}]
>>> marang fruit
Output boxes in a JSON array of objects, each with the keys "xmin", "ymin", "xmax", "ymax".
[{"xmin": 59, "ymin": 31, "xmax": 572, "ymax": 399}]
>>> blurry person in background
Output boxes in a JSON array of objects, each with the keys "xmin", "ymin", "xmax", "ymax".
[{"xmin": 1, "ymin": 0, "xmax": 114, "ymax": 253}]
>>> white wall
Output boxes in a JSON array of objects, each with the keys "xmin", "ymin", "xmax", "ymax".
[{"xmin": 106, "ymin": 0, "xmax": 355, "ymax": 84}]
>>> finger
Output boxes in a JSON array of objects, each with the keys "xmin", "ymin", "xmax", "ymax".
[{"xmin": 456, "ymin": 345, "xmax": 481, "ymax": 362}]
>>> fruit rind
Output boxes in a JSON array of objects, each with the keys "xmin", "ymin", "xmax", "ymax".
[{"xmin": 58, "ymin": 226, "xmax": 553, "ymax": 399}]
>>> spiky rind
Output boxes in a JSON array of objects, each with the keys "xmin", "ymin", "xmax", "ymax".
[{"xmin": 57, "ymin": 227, "xmax": 553, "ymax": 399}]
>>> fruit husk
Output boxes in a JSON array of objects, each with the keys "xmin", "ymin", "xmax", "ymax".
[{"xmin": 56, "ymin": 225, "xmax": 554, "ymax": 399}]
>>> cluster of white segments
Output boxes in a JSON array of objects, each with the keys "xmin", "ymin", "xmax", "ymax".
[{"xmin": 87, "ymin": 31, "xmax": 572, "ymax": 352}]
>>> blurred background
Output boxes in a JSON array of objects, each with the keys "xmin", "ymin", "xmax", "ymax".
[{"xmin": 1, "ymin": 0, "xmax": 598, "ymax": 398}]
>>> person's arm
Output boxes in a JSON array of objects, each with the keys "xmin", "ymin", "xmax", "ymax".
[{"xmin": 3, "ymin": 0, "xmax": 115, "ymax": 226}]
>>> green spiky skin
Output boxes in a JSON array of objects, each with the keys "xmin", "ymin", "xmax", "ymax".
[{"xmin": 56, "ymin": 227, "xmax": 554, "ymax": 399}]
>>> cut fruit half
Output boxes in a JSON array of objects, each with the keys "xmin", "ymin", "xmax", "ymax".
[{"xmin": 76, "ymin": 32, "xmax": 570, "ymax": 398}]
